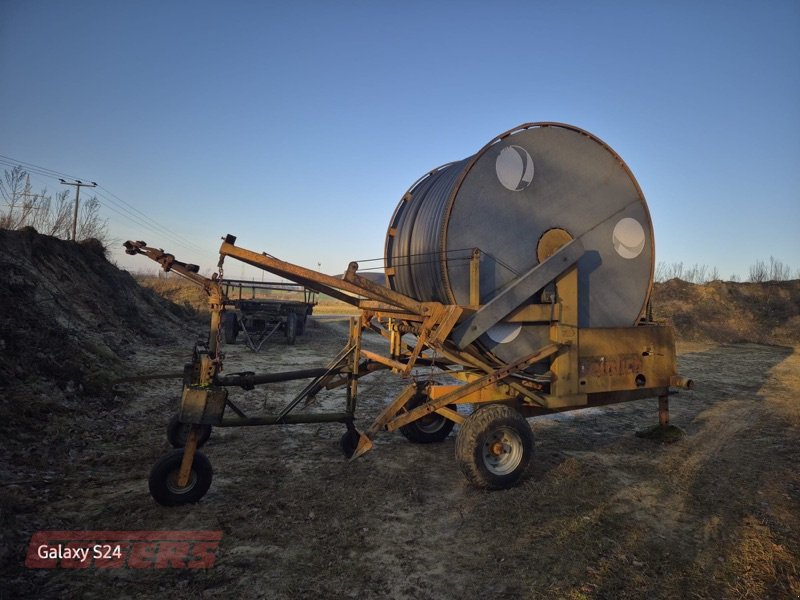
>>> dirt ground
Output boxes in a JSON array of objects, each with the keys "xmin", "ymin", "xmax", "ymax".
[{"xmin": 2, "ymin": 316, "xmax": 799, "ymax": 599}]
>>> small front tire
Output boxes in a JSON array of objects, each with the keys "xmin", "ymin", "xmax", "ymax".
[
  {"xmin": 149, "ymin": 449, "xmax": 213, "ymax": 506},
  {"xmin": 455, "ymin": 404, "xmax": 533, "ymax": 490}
]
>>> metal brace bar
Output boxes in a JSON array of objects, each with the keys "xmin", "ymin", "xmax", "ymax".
[
  {"xmin": 386, "ymin": 344, "xmax": 560, "ymax": 431},
  {"xmin": 274, "ymin": 343, "xmax": 357, "ymax": 422},
  {"xmin": 366, "ymin": 384, "xmax": 418, "ymax": 437},
  {"xmin": 450, "ymin": 239, "xmax": 584, "ymax": 349}
]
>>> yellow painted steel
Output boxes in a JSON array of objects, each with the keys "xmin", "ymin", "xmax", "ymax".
[
  {"xmin": 126, "ymin": 236, "xmax": 686, "ymax": 465},
  {"xmin": 578, "ymin": 325, "xmax": 676, "ymax": 394}
]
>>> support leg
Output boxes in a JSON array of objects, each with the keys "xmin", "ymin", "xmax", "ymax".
[
  {"xmin": 658, "ymin": 395, "xmax": 669, "ymax": 427},
  {"xmin": 176, "ymin": 427, "xmax": 199, "ymax": 487}
]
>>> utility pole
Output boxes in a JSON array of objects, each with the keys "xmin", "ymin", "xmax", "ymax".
[{"xmin": 59, "ymin": 179, "xmax": 97, "ymax": 241}]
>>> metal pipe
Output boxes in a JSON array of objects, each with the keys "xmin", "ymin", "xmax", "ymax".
[
  {"xmin": 670, "ymin": 375, "xmax": 694, "ymax": 390},
  {"xmin": 218, "ymin": 412, "xmax": 352, "ymax": 426},
  {"xmin": 215, "ymin": 367, "xmax": 333, "ymax": 387}
]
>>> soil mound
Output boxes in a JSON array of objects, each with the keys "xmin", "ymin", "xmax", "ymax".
[
  {"xmin": 652, "ymin": 279, "xmax": 800, "ymax": 345},
  {"xmin": 0, "ymin": 229, "xmax": 194, "ymax": 394}
]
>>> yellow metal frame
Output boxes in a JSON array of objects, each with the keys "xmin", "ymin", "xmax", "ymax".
[
  {"xmin": 124, "ymin": 235, "xmax": 690, "ymax": 467},
  {"xmin": 341, "ymin": 265, "xmax": 682, "ymax": 459}
]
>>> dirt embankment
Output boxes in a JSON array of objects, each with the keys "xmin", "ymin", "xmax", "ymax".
[
  {"xmin": 652, "ymin": 279, "xmax": 800, "ymax": 345},
  {"xmin": 0, "ymin": 229, "xmax": 196, "ymax": 394}
]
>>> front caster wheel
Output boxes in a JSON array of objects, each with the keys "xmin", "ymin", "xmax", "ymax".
[
  {"xmin": 167, "ymin": 415, "xmax": 212, "ymax": 449},
  {"xmin": 455, "ymin": 404, "xmax": 533, "ymax": 490},
  {"xmin": 149, "ymin": 449, "xmax": 213, "ymax": 506},
  {"xmin": 399, "ymin": 393, "xmax": 456, "ymax": 444}
]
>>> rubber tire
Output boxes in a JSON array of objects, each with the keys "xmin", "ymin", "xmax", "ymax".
[
  {"xmin": 166, "ymin": 414, "xmax": 212, "ymax": 449},
  {"xmin": 285, "ymin": 311, "xmax": 297, "ymax": 345},
  {"xmin": 455, "ymin": 404, "xmax": 533, "ymax": 490},
  {"xmin": 296, "ymin": 313, "xmax": 307, "ymax": 336},
  {"xmin": 149, "ymin": 449, "xmax": 213, "ymax": 506},
  {"xmin": 340, "ymin": 429, "xmax": 360, "ymax": 458},
  {"xmin": 221, "ymin": 312, "xmax": 238, "ymax": 344},
  {"xmin": 399, "ymin": 394, "xmax": 457, "ymax": 443}
]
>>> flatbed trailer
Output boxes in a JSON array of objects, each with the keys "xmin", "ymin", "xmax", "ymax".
[{"xmin": 220, "ymin": 279, "xmax": 317, "ymax": 350}]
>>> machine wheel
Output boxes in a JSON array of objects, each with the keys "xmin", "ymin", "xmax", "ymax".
[
  {"xmin": 149, "ymin": 449, "xmax": 213, "ymax": 506},
  {"xmin": 399, "ymin": 393, "xmax": 456, "ymax": 443},
  {"xmin": 455, "ymin": 404, "xmax": 533, "ymax": 490},
  {"xmin": 285, "ymin": 311, "xmax": 297, "ymax": 345},
  {"xmin": 166, "ymin": 415, "xmax": 212, "ymax": 449},
  {"xmin": 296, "ymin": 312, "xmax": 307, "ymax": 336},
  {"xmin": 221, "ymin": 312, "xmax": 238, "ymax": 344},
  {"xmin": 340, "ymin": 429, "xmax": 360, "ymax": 458}
]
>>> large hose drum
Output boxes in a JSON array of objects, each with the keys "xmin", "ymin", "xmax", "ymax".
[{"xmin": 384, "ymin": 122, "xmax": 654, "ymax": 367}]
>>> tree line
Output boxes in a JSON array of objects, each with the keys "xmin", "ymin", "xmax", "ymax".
[{"xmin": 655, "ymin": 258, "xmax": 797, "ymax": 283}]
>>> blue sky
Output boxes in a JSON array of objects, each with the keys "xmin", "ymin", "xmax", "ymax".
[{"xmin": 1, "ymin": 0, "xmax": 798, "ymax": 280}]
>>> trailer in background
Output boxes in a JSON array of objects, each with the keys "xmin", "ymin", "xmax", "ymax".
[{"xmin": 220, "ymin": 279, "xmax": 318, "ymax": 351}]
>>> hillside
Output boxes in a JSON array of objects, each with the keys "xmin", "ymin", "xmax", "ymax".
[
  {"xmin": 0, "ymin": 229, "xmax": 196, "ymax": 395},
  {"xmin": 652, "ymin": 278, "xmax": 800, "ymax": 345}
]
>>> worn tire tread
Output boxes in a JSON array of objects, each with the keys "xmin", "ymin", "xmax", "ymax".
[{"xmin": 455, "ymin": 404, "xmax": 533, "ymax": 490}]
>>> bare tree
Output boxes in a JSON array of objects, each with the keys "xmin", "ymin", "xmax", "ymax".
[
  {"xmin": 748, "ymin": 257, "xmax": 793, "ymax": 282},
  {"xmin": 0, "ymin": 166, "xmax": 44, "ymax": 229},
  {"xmin": 0, "ymin": 166, "xmax": 109, "ymax": 246},
  {"xmin": 655, "ymin": 261, "xmax": 667, "ymax": 282},
  {"xmin": 749, "ymin": 260, "xmax": 768, "ymax": 282},
  {"xmin": 768, "ymin": 256, "xmax": 790, "ymax": 281}
]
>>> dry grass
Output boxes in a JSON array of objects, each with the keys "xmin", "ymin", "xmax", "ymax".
[
  {"xmin": 312, "ymin": 297, "xmax": 360, "ymax": 315},
  {"xmin": 135, "ymin": 274, "xmax": 210, "ymax": 315}
]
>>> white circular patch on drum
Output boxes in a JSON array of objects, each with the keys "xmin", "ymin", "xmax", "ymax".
[
  {"xmin": 486, "ymin": 323, "xmax": 522, "ymax": 344},
  {"xmin": 495, "ymin": 145, "xmax": 534, "ymax": 191},
  {"xmin": 612, "ymin": 217, "xmax": 646, "ymax": 259}
]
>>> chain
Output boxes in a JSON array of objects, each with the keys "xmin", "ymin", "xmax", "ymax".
[{"xmin": 212, "ymin": 256, "xmax": 225, "ymax": 372}]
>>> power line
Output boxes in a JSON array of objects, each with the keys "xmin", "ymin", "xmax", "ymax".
[
  {"xmin": 93, "ymin": 184, "xmax": 209, "ymax": 255},
  {"xmin": 0, "ymin": 154, "xmax": 214, "ymax": 260},
  {"xmin": 0, "ymin": 160, "xmax": 183, "ymax": 252},
  {"xmin": 59, "ymin": 179, "xmax": 97, "ymax": 241}
]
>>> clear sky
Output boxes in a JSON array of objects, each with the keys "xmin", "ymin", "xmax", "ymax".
[{"xmin": 1, "ymin": 0, "xmax": 798, "ymax": 280}]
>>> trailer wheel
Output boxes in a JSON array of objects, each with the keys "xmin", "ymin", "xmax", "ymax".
[
  {"xmin": 149, "ymin": 449, "xmax": 213, "ymax": 506},
  {"xmin": 221, "ymin": 312, "xmax": 238, "ymax": 344},
  {"xmin": 296, "ymin": 313, "xmax": 307, "ymax": 336},
  {"xmin": 285, "ymin": 311, "xmax": 297, "ymax": 345},
  {"xmin": 340, "ymin": 429, "xmax": 360, "ymax": 458},
  {"xmin": 399, "ymin": 393, "xmax": 456, "ymax": 443},
  {"xmin": 166, "ymin": 415, "xmax": 212, "ymax": 449},
  {"xmin": 455, "ymin": 404, "xmax": 533, "ymax": 490}
]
